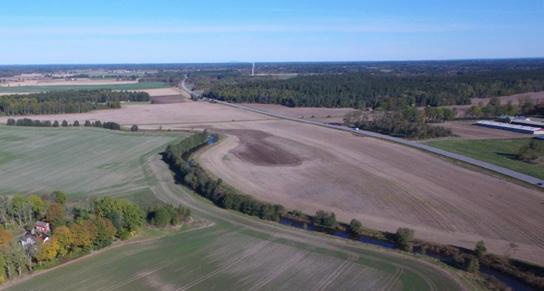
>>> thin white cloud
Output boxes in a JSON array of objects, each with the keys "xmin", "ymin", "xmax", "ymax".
[{"xmin": 0, "ymin": 21, "xmax": 479, "ymax": 36}]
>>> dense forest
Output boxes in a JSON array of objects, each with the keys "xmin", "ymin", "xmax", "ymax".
[
  {"xmin": 203, "ymin": 69, "xmax": 544, "ymax": 108},
  {"xmin": 0, "ymin": 90, "xmax": 149, "ymax": 116}
]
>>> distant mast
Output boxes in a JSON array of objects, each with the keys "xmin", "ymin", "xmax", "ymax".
[{"xmin": 251, "ymin": 62, "xmax": 255, "ymax": 76}]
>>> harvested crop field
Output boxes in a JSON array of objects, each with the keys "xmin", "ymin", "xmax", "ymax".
[
  {"xmin": 242, "ymin": 103, "xmax": 356, "ymax": 123},
  {"xmin": 136, "ymin": 87, "xmax": 191, "ymax": 104},
  {"xmin": 0, "ymin": 126, "xmax": 181, "ymax": 198},
  {"xmin": 8, "ymin": 226, "xmax": 447, "ymax": 291},
  {"xmin": 431, "ymin": 120, "xmax": 528, "ymax": 139},
  {"xmin": 4, "ymin": 101, "xmax": 544, "ymax": 265}
]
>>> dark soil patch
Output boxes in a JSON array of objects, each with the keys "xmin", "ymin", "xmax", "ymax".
[
  {"xmin": 221, "ymin": 129, "xmax": 304, "ymax": 166},
  {"xmin": 151, "ymin": 95, "xmax": 186, "ymax": 104}
]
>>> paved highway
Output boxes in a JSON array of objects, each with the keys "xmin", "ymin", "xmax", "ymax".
[{"xmin": 178, "ymin": 78, "xmax": 544, "ymax": 188}]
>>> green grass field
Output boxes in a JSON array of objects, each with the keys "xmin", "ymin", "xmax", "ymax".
[
  {"xmin": 2, "ymin": 127, "xmax": 470, "ymax": 290},
  {"xmin": 426, "ymin": 138, "xmax": 544, "ymax": 179},
  {"xmin": 0, "ymin": 82, "xmax": 168, "ymax": 94},
  {"xmin": 0, "ymin": 126, "xmax": 182, "ymax": 198}
]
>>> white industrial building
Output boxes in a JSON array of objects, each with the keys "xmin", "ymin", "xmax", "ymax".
[{"xmin": 475, "ymin": 120, "xmax": 544, "ymax": 135}]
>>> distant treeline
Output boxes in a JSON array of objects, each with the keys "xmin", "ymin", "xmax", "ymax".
[
  {"xmin": 203, "ymin": 70, "xmax": 544, "ymax": 108},
  {"xmin": 465, "ymin": 97, "xmax": 544, "ymax": 119},
  {"xmin": 0, "ymin": 90, "xmax": 149, "ymax": 116},
  {"xmin": 7, "ymin": 118, "xmax": 122, "ymax": 130}
]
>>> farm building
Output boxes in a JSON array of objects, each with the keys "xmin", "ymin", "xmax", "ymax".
[
  {"xmin": 35, "ymin": 221, "xmax": 51, "ymax": 235},
  {"xmin": 511, "ymin": 118, "xmax": 544, "ymax": 128},
  {"xmin": 475, "ymin": 120, "xmax": 544, "ymax": 135}
]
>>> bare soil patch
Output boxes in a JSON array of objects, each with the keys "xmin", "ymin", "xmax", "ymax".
[
  {"xmin": 151, "ymin": 95, "xmax": 186, "ymax": 104},
  {"xmin": 220, "ymin": 129, "xmax": 305, "ymax": 166},
  {"xmin": 242, "ymin": 103, "xmax": 356, "ymax": 123}
]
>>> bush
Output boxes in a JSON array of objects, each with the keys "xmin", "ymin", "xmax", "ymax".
[
  {"xmin": 314, "ymin": 210, "xmax": 337, "ymax": 228},
  {"xmin": 466, "ymin": 257, "xmax": 480, "ymax": 273},
  {"xmin": 518, "ymin": 140, "xmax": 544, "ymax": 164},
  {"xmin": 395, "ymin": 227, "xmax": 414, "ymax": 251},
  {"xmin": 131, "ymin": 124, "xmax": 139, "ymax": 131},
  {"xmin": 73, "ymin": 120, "xmax": 80, "ymax": 127},
  {"xmin": 349, "ymin": 219, "xmax": 363, "ymax": 235},
  {"xmin": 475, "ymin": 240, "xmax": 487, "ymax": 258}
]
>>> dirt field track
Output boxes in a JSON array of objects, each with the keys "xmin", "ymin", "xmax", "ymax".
[{"xmin": 2, "ymin": 101, "xmax": 544, "ymax": 265}]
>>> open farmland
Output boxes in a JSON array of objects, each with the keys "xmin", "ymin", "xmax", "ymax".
[
  {"xmin": 0, "ymin": 81, "xmax": 167, "ymax": 94},
  {"xmin": 241, "ymin": 103, "xmax": 356, "ymax": 123},
  {"xmin": 0, "ymin": 126, "xmax": 181, "ymax": 198},
  {"xmin": 3, "ymin": 101, "xmax": 544, "ymax": 265},
  {"xmin": 426, "ymin": 138, "xmax": 544, "ymax": 179},
  {"xmin": 5, "ymin": 150, "xmax": 468, "ymax": 291}
]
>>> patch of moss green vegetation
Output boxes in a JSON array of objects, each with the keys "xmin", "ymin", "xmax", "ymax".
[{"xmin": 427, "ymin": 138, "xmax": 544, "ymax": 179}]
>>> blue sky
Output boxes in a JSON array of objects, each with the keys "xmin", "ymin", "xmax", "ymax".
[{"xmin": 1, "ymin": 0, "xmax": 543, "ymax": 64}]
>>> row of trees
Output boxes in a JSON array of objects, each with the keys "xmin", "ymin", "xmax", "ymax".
[
  {"xmin": 164, "ymin": 133, "xmax": 286, "ymax": 221},
  {"xmin": 0, "ymin": 193, "xmax": 190, "ymax": 283},
  {"xmin": 6, "ymin": 118, "xmax": 122, "ymax": 130},
  {"xmin": 203, "ymin": 70, "xmax": 544, "ymax": 108},
  {"xmin": 463, "ymin": 97, "xmax": 541, "ymax": 119},
  {"xmin": 0, "ymin": 90, "xmax": 149, "ymax": 116},
  {"xmin": 344, "ymin": 107, "xmax": 454, "ymax": 139}
]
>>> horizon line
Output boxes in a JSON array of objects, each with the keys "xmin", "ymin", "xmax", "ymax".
[{"xmin": 1, "ymin": 56, "xmax": 544, "ymax": 67}]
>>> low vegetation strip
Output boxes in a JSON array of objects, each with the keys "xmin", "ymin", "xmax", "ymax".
[
  {"xmin": 164, "ymin": 132, "xmax": 286, "ymax": 222},
  {"xmin": 0, "ymin": 82, "xmax": 167, "ymax": 94},
  {"xmin": 426, "ymin": 138, "xmax": 544, "ymax": 180}
]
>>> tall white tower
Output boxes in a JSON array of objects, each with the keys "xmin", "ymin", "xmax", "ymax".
[{"xmin": 251, "ymin": 62, "xmax": 255, "ymax": 76}]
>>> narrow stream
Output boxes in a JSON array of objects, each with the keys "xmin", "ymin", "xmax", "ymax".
[{"xmin": 279, "ymin": 218, "xmax": 534, "ymax": 291}]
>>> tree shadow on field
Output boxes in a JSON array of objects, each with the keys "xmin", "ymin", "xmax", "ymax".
[{"xmin": 495, "ymin": 152, "xmax": 520, "ymax": 161}]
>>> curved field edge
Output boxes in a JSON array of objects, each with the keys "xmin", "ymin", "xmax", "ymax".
[{"xmin": 4, "ymin": 133, "xmax": 473, "ymax": 291}]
